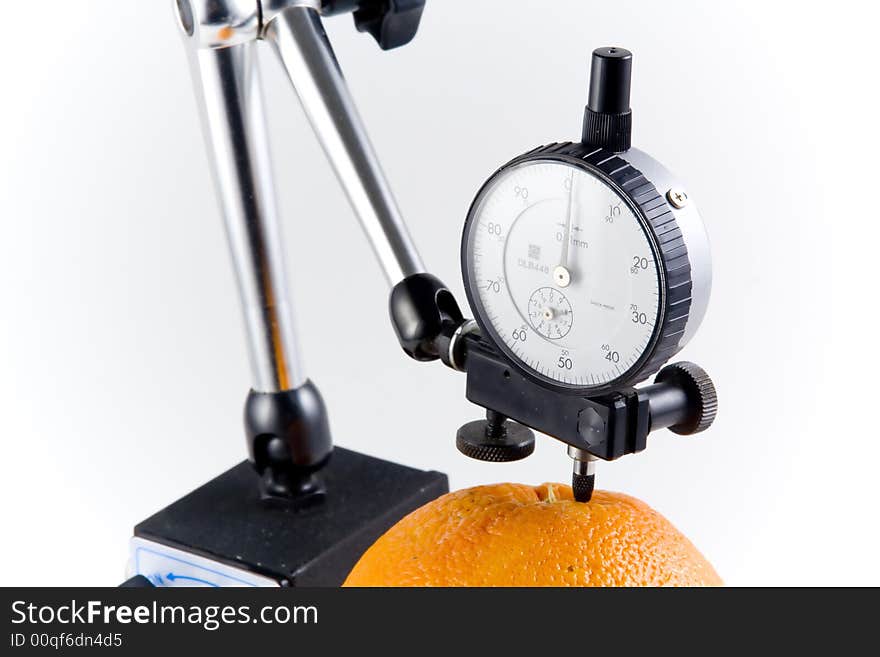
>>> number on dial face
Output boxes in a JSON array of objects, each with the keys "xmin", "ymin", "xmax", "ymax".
[{"xmin": 465, "ymin": 159, "xmax": 662, "ymax": 389}]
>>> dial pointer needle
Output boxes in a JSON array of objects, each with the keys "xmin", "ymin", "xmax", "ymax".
[{"xmin": 554, "ymin": 171, "xmax": 574, "ymax": 288}]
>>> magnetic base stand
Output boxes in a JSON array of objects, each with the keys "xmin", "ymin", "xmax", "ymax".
[{"xmin": 134, "ymin": 448, "xmax": 448, "ymax": 586}]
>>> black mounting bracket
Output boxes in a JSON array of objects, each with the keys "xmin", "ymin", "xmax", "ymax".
[{"xmin": 459, "ymin": 334, "xmax": 717, "ymax": 463}]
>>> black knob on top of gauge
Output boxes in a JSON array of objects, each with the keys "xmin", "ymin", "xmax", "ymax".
[{"xmin": 582, "ymin": 47, "xmax": 633, "ymax": 153}]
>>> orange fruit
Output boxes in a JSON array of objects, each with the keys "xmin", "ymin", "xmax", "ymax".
[{"xmin": 344, "ymin": 483, "xmax": 721, "ymax": 587}]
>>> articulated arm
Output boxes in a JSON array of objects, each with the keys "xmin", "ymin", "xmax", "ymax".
[
  {"xmin": 265, "ymin": 3, "xmax": 425, "ymax": 284},
  {"xmin": 176, "ymin": 0, "xmax": 464, "ymax": 500},
  {"xmin": 262, "ymin": 4, "xmax": 472, "ymax": 366}
]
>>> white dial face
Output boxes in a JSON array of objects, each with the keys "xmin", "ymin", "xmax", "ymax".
[{"xmin": 465, "ymin": 159, "xmax": 663, "ymax": 390}]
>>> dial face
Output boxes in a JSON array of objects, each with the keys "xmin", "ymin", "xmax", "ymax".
[{"xmin": 464, "ymin": 158, "xmax": 664, "ymax": 391}]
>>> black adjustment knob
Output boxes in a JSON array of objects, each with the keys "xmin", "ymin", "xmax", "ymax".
[
  {"xmin": 323, "ymin": 0, "xmax": 426, "ymax": 50},
  {"xmin": 654, "ymin": 362, "xmax": 718, "ymax": 435},
  {"xmin": 582, "ymin": 47, "xmax": 633, "ymax": 152},
  {"xmin": 456, "ymin": 411, "xmax": 536, "ymax": 463}
]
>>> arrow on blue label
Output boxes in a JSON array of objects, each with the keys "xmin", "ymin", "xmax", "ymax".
[{"xmin": 166, "ymin": 572, "xmax": 219, "ymax": 587}]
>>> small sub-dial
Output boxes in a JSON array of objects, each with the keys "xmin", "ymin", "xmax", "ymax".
[{"xmin": 527, "ymin": 287, "xmax": 573, "ymax": 340}]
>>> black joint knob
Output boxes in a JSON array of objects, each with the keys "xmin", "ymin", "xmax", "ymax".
[
  {"xmin": 582, "ymin": 46, "xmax": 633, "ymax": 152},
  {"xmin": 456, "ymin": 412, "xmax": 535, "ymax": 463},
  {"xmin": 654, "ymin": 362, "xmax": 718, "ymax": 435},
  {"xmin": 323, "ymin": 0, "xmax": 426, "ymax": 50},
  {"xmin": 244, "ymin": 382, "xmax": 333, "ymax": 503},
  {"xmin": 389, "ymin": 273, "xmax": 465, "ymax": 363}
]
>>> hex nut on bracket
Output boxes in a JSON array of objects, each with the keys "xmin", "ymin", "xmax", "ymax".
[{"xmin": 577, "ymin": 407, "xmax": 607, "ymax": 448}]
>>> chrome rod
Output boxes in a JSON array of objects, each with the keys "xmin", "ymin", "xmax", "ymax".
[
  {"xmin": 185, "ymin": 41, "xmax": 306, "ymax": 393},
  {"xmin": 265, "ymin": 5, "xmax": 425, "ymax": 285}
]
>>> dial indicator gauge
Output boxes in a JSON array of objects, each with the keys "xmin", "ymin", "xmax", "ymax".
[{"xmin": 463, "ymin": 158, "xmax": 664, "ymax": 392}]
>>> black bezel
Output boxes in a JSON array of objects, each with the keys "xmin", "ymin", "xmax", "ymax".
[{"xmin": 461, "ymin": 142, "xmax": 693, "ymax": 397}]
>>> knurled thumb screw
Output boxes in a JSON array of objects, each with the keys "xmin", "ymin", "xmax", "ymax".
[
  {"xmin": 456, "ymin": 410, "xmax": 536, "ymax": 463},
  {"xmin": 654, "ymin": 362, "xmax": 718, "ymax": 435}
]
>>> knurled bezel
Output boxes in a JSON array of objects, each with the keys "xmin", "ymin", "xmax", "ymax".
[{"xmin": 461, "ymin": 142, "xmax": 693, "ymax": 396}]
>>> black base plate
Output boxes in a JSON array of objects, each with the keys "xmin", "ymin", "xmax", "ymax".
[{"xmin": 134, "ymin": 448, "xmax": 449, "ymax": 586}]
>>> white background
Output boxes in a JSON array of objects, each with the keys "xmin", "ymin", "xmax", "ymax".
[{"xmin": 1, "ymin": 1, "xmax": 877, "ymax": 586}]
